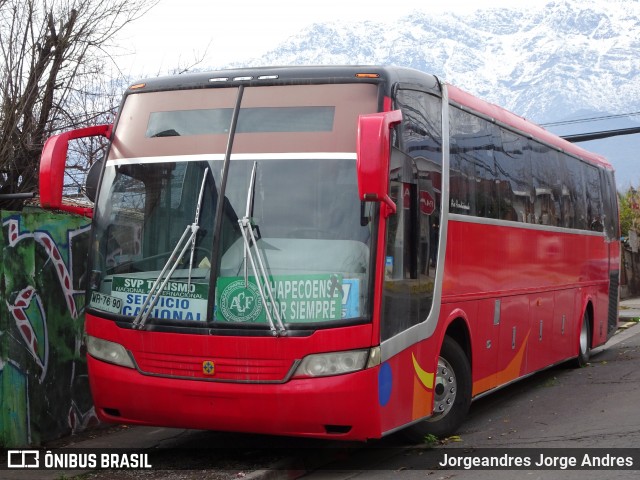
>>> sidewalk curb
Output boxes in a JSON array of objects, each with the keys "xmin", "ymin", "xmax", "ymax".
[
  {"xmin": 593, "ymin": 321, "xmax": 640, "ymax": 355},
  {"xmin": 243, "ymin": 459, "xmax": 307, "ymax": 480}
]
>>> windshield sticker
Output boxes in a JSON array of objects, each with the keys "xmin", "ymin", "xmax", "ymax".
[
  {"xmin": 341, "ymin": 279, "xmax": 360, "ymax": 318},
  {"xmin": 218, "ymin": 279, "xmax": 264, "ymax": 323},
  {"xmin": 216, "ymin": 274, "xmax": 355, "ymax": 323},
  {"xmin": 111, "ymin": 277, "xmax": 208, "ymax": 321}
]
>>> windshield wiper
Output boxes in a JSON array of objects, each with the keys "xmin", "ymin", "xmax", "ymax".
[
  {"xmin": 243, "ymin": 161, "xmax": 257, "ymax": 286},
  {"xmin": 238, "ymin": 162, "xmax": 286, "ymax": 335},
  {"xmin": 188, "ymin": 167, "xmax": 209, "ymax": 285},
  {"xmin": 206, "ymin": 85, "xmax": 243, "ymax": 324},
  {"xmin": 132, "ymin": 169, "xmax": 209, "ymax": 330}
]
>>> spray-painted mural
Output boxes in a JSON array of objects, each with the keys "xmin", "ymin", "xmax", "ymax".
[{"xmin": 0, "ymin": 208, "xmax": 96, "ymax": 447}]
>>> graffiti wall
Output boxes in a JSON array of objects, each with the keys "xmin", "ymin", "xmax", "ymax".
[{"xmin": 0, "ymin": 207, "xmax": 96, "ymax": 447}]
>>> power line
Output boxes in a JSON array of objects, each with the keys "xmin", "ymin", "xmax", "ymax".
[
  {"xmin": 562, "ymin": 126, "xmax": 640, "ymax": 143},
  {"xmin": 541, "ymin": 111, "xmax": 640, "ymax": 127}
]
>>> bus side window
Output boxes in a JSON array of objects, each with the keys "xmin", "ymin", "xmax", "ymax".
[
  {"xmin": 495, "ymin": 127, "xmax": 532, "ymax": 224},
  {"xmin": 600, "ymin": 168, "xmax": 619, "ymax": 241},
  {"xmin": 584, "ymin": 165, "xmax": 604, "ymax": 232},
  {"xmin": 531, "ymin": 143, "xmax": 563, "ymax": 227},
  {"xmin": 449, "ymin": 107, "xmax": 477, "ymax": 216},
  {"xmin": 565, "ymin": 157, "xmax": 588, "ymax": 230},
  {"xmin": 449, "ymin": 107, "xmax": 499, "ymax": 219}
]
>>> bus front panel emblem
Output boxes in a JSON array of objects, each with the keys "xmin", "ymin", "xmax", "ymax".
[{"xmin": 202, "ymin": 360, "xmax": 215, "ymax": 376}]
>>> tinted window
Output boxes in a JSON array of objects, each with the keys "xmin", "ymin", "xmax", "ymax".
[
  {"xmin": 398, "ymin": 90, "xmax": 442, "ymax": 164},
  {"xmin": 565, "ymin": 157, "xmax": 587, "ymax": 230},
  {"xmin": 449, "ymin": 107, "xmax": 500, "ymax": 218},
  {"xmin": 531, "ymin": 142, "xmax": 563, "ymax": 226},
  {"xmin": 495, "ymin": 127, "xmax": 533, "ymax": 223},
  {"xmin": 584, "ymin": 164, "xmax": 604, "ymax": 232},
  {"xmin": 146, "ymin": 107, "xmax": 335, "ymax": 137},
  {"xmin": 447, "ymin": 105, "xmax": 611, "ymax": 234},
  {"xmin": 600, "ymin": 168, "xmax": 619, "ymax": 240}
]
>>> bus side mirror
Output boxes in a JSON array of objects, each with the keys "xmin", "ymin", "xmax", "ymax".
[
  {"xmin": 356, "ymin": 110, "xmax": 402, "ymax": 218},
  {"xmin": 85, "ymin": 156, "xmax": 103, "ymax": 203},
  {"xmin": 39, "ymin": 124, "xmax": 112, "ymax": 217}
]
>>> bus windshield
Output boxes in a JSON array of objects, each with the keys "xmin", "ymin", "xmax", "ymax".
[{"xmin": 87, "ymin": 83, "xmax": 377, "ymax": 329}]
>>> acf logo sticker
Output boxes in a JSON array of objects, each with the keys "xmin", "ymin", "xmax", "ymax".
[{"xmin": 218, "ymin": 279, "xmax": 263, "ymax": 322}]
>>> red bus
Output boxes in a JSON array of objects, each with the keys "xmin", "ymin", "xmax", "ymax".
[{"xmin": 40, "ymin": 66, "xmax": 620, "ymax": 440}]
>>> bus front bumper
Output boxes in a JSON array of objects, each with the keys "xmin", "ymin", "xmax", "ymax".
[{"xmin": 87, "ymin": 354, "xmax": 381, "ymax": 441}]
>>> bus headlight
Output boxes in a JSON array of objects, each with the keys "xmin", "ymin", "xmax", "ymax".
[
  {"xmin": 293, "ymin": 349, "xmax": 370, "ymax": 378},
  {"xmin": 86, "ymin": 335, "xmax": 135, "ymax": 369}
]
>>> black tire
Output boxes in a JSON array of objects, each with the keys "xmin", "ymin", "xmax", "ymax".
[
  {"xmin": 575, "ymin": 311, "xmax": 591, "ymax": 367},
  {"xmin": 404, "ymin": 336, "xmax": 471, "ymax": 441}
]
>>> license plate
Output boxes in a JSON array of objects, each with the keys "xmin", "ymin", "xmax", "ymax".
[{"xmin": 90, "ymin": 291, "xmax": 123, "ymax": 314}]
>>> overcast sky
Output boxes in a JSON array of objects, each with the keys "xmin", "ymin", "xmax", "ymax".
[{"xmin": 114, "ymin": 0, "xmax": 548, "ymax": 77}]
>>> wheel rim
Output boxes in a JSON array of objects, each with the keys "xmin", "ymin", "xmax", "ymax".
[
  {"xmin": 428, "ymin": 356, "xmax": 457, "ymax": 420},
  {"xmin": 579, "ymin": 317, "xmax": 589, "ymax": 355}
]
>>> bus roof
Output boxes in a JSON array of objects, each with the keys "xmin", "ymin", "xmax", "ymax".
[{"xmin": 128, "ymin": 65, "xmax": 434, "ymax": 92}]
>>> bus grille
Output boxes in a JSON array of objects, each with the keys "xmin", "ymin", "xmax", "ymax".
[{"xmin": 133, "ymin": 352, "xmax": 294, "ymax": 383}]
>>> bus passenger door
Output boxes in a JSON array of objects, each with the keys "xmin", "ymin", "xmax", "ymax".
[
  {"xmin": 381, "ymin": 151, "xmax": 440, "ymax": 340},
  {"xmin": 381, "ymin": 177, "xmax": 422, "ymax": 339}
]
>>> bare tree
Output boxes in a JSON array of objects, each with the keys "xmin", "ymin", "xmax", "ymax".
[
  {"xmin": 0, "ymin": 0, "xmax": 155, "ymax": 209},
  {"xmin": 61, "ymin": 69, "xmax": 125, "ymax": 198}
]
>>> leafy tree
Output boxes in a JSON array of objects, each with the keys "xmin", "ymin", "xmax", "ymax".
[
  {"xmin": 0, "ymin": 0, "xmax": 155, "ymax": 210},
  {"xmin": 619, "ymin": 187, "xmax": 640, "ymax": 238}
]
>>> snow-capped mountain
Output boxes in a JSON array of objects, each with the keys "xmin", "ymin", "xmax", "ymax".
[
  {"xmin": 239, "ymin": 0, "xmax": 639, "ymax": 123},
  {"xmin": 231, "ymin": 0, "xmax": 640, "ymax": 186}
]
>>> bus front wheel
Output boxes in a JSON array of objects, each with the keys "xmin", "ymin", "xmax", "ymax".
[{"xmin": 404, "ymin": 336, "xmax": 471, "ymax": 440}]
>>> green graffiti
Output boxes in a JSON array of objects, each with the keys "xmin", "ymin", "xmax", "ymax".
[
  {"xmin": 1, "ymin": 207, "xmax": 95, "ymax": 447},
  {"xmin": 0, "ymin": 363, "xmax": 29, "ymax": 446}
]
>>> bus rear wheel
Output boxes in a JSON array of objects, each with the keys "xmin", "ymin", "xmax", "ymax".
[
  {"xmin": 404, "ymin": 336, "xmax": 471, "ymax": 441},
  {"xmin": 576, "ymin": 311, "xmax": 591, "ymax": 367}
]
